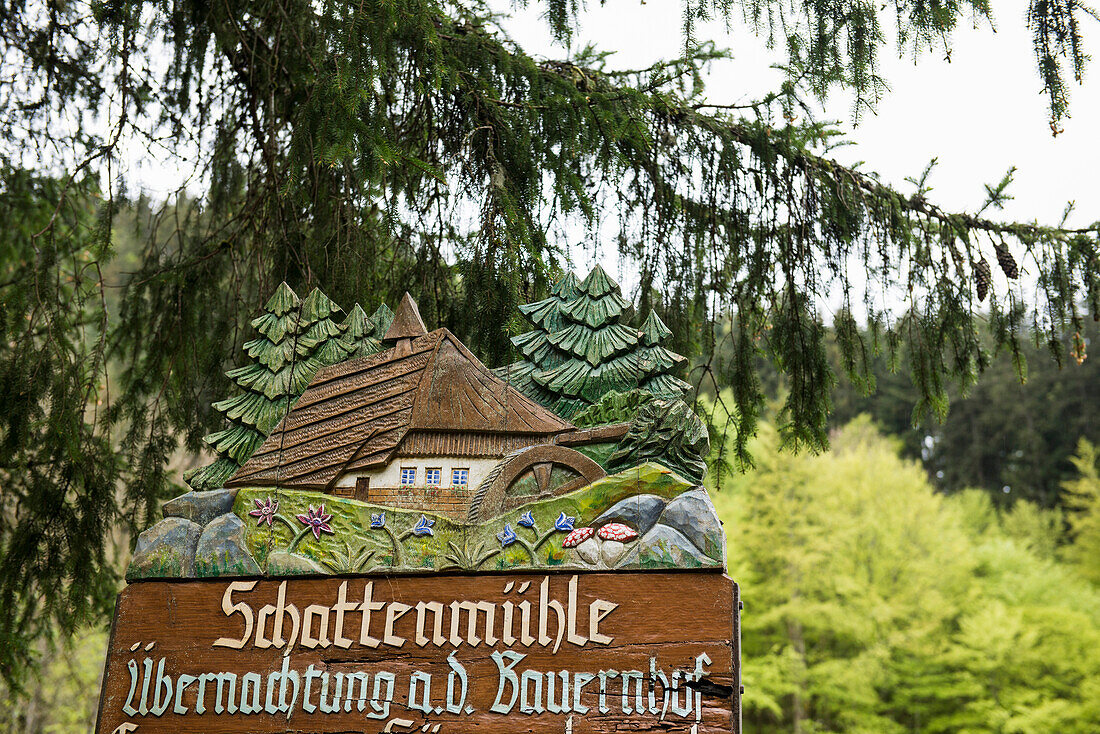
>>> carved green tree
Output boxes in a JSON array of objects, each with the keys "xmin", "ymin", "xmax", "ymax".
[
  {"xmin": 531, "ymin": 265, "xmax": 644, "ymax": 417},
  {"xmin": 187, "ymin": 284, "xmax": 356, "ymax": 490},
  {"xmin": 342, "ymin": 304, "xmax": 383, "ymax": 358},
  {"xmin": 637, "ymin": 312, "xmax": 692, "ymax": 400},
  {"xmin": 608, "ymin": 399, "xmax": 710, "ymax": 484},
  {"xmin": 370, "ymin": 303, "xmax": 396, "ymax": 341},
  {"xmin": 495, "ymin": 271, "xmax": 581, "ymax": 411},
  {"xmin": 299, "ymin": 288, "xmax": 356, "ymax": 365}
]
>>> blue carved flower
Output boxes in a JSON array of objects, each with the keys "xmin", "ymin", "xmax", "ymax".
[
  {"xmin": 412, "ymin": 515, "xmax": 434, "ymax": 537},
  {"xmin": 518, "ymin": 510, "xmax": 536, "ymax": 529},
  {"xmin": 497, "ymin": 524, "xmax": 518, "ymax": 547},
  {"xmin": 554, "ymin": 512, "xmax": 575, "ymax": 532},
  {"xmin": 370, "ymin": 512, "xmax": 386, "ymax": 529}
]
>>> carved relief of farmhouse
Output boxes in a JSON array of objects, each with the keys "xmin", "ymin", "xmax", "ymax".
[{"xmin": 129, "ymin": 269, "xmax": 725, "ymax": 579}]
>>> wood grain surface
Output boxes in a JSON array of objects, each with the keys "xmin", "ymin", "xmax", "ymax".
[{"xmin": 97, "ymin": 572, "xmax": 740, "ymax": 733}]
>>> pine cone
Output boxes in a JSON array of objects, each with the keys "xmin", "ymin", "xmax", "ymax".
[
  {"xmin": 975, "ymin": 257, "xmax": 991, "ymax": 302},
  {"xmin": 993, "ymin": 242, "xmax": 1019, "ymax": 279}
]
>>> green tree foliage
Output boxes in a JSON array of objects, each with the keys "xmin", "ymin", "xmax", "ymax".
[
  {"xmin": 532, "ymin": 265, "xmax": 648, "ymax": 415},
  {"xmin": 495, "ymin": 271, "xmax": 582, "ymax": 414},
  {"xmin": 341, "ymin": 304, "xmax": 384, "ymax": 358},
  {"xmin": 1063, "ymin": 439, "xmax": 1100, "ymax": 585},
  {"xmin": 713, "ymin": 414, "xmax": 1100, "ymax": 733},
  {"xmin": 824, "ymin": 320, "xmax": 1100, "ymax": 508},
  {"xmin": 609, "ymin": 399, "xmax": 710, "ymax": 484},
  {"xmin": 501, "ymin": 266, "xmax": 693, "ymax": 417},
  {"xmin": 2, "ymin": 0, "xmax": 1100, "ymax": 685},
  {"xmin": 299, "ymin": 289, "xmax": 356, "ymax": 366},
  {"xmin": 370, "ymin": 303, "xmax": 396, "ymax": 342},
  {"xmin": 0, "ymin": 628, "xmax": 106, "ymax": 734},
  {"xmin": 0, "ymin": 169, "xmax": 121, "ymax": 686},
  {"xmin": 571, "ymin": 389, "xmax": 656, "ymax": 428}
]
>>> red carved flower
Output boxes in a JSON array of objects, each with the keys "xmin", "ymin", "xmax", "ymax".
[{"xmin": 248, "ymin": 497, "xmax": 278, "ymax": 527}]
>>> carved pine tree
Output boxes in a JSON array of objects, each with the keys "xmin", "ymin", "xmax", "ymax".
[
  {"xmin": 531, "ymin": 265, "xmax": 643, "ymax": 416},
  {"xmin": 341, "ymin": 303, "xmax": 383, "ymax": 358},
  {"xmin": 187, "ymin": 284, "xmax": 358, "ymax": 490},
  {"xmin": 370, "ymin": 303, "xmax": 396, "ymax": 341},
  {"xmin": 299, "ymin": 288, "xmax": 356, "ymax": 365},
  {"xmin": 495, "ymin": 271, "xmax": 580, "ymax": 410},
  {"xmin": 636, "ymin": 311, "xmax": 692, "ymax": 400}
]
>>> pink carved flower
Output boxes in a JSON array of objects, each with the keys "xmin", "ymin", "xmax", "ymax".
[
  {"xmin": 296, "ymin": 504, "xmax": 334, "ymax": 539},
  {"xmin": 248, "ymin": 497, "xmax": 278, "ymax": 527}
]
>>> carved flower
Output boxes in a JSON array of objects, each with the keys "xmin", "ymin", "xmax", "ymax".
[
  {"xmin": 296, "ymin": 504, "xmax": 334, "ymax": 539},
  {"xmin": 497, "ymin": 524, "xmax": 518, "ymax": 547},
  {"xmin": 249, "ymin": 497, "xmax": 278, "ymax": 527},
  {"xmin": 412, "ymin": 515, "xmax": 435, "ymax": 537},
  {"xmin": 561, "ymin": 526, "xmax": 595, "ymax": 548},
  {"xmin": 370, "ymin": 512, "xmax": 385, "ymax": 529},
  {"xmin": 554, "ymin": 512, "xmax": 575, "ymax": 532},
  {"xmin": 518, "ymin": 511, "xmax": 536, "ymax": 529}
]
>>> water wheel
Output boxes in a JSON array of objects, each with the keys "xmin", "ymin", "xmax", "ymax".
[{"xmin": 466, "ymin": 444, "xmax": 605, "ymax": 523}]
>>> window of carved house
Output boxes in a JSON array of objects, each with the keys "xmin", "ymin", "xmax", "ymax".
[
  {"xmin": 400, "ymin": 467, "xmax": 417, "ymax": 486},
  {"xmin": 452, "ymin": 468, "xmax": 469, "ymax": 487},
  {"xmin": 425, "ymin": 468, "xmax": 442, "ymax": 486}
]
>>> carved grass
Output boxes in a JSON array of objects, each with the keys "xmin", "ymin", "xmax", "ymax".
[{"xmin": 231, "ymin": 462, "xmax": 706, "ymax": 575}]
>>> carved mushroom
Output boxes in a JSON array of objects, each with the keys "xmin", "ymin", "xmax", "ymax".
[
  {"xmin": 561, "ymin": 526, "xmax": 595, "ymax": 548},
  {"xmin": 597, "ymin": 522, "xmax": 638, "ymax": 542},
  {"xmin": 562, "ymin": 526, "xmax": 599, "ymax": 565}
]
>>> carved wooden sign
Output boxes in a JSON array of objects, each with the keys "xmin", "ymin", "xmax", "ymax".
[
  {"xmin": 96, "ymin": 573, "xmax": 739, "ymax": 733},
  {"xmin": 98, "ymin": 274, "xmax": 741, "ymax": 733}
]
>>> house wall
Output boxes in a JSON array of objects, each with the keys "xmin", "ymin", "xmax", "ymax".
[
  {"xmin": 333, "ymin": 456, "xmax": 501, "ymax": 520},
  {"xmin": 333, "ymin": 456, "xmax": 501, "ymax": 491}
]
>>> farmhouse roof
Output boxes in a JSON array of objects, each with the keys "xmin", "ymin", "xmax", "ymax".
[
  {"xmin": 227, "ymin": 326, "xmax": 573, "ymax": 490},
  {"xmin": 383, "ymin": 292, "xmax": 428, "ymax": 341}
]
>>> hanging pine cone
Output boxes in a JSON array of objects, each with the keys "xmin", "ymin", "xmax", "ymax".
[
  {"xmin": 975, "ymin": 257, "xmax": 991, "ymax": 302},
  {"xmin": 993, "ymin": 242, "xmax": 1019, "ymax": 279}
]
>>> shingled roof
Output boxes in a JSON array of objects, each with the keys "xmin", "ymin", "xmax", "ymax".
[{"xmin": 227, "ymin": 328, "xmax": 573, "ymax": 490}]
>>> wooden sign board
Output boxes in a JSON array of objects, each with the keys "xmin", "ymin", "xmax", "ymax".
[{"xmin": 96, "ymin": 572, "xmax": 740, "ymax": 733}]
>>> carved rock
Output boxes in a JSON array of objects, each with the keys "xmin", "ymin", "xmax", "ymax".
[
  {"xmin": 590, "ymin": 493, "xmax": 668, "ymax": 536},
  {"xmin": 129, "ymin": 517, "xmax": 202, "ymax": 579},
  {"xmin": 574, "ymin": 537, "xmax": 601, "ymax": 565},
  {"xmin": 162, "ymin": 488, "xmax": 237, "ymax": 526},
  {"xmin": 194, "ymin": 514, "xmax": 260, "ymax": 577},
  {"xmin": 620, "ymin": 524, "xmax": 715, "ymax": 568},
  {"xmin": 601, "ymin": 539, "xmax": 626, "ymax": 565},
  {"xmin": 657, "ymin": 488, "xmax": 725, "ymax": 563},
  {"xmin": 266, "ymin": 551, "xmax": 327, "ymax": 575}
]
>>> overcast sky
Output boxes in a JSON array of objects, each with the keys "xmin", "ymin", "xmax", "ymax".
[{"xmin": 498, "ymin": 0, "xmax": 1099, "ymax": 228}]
